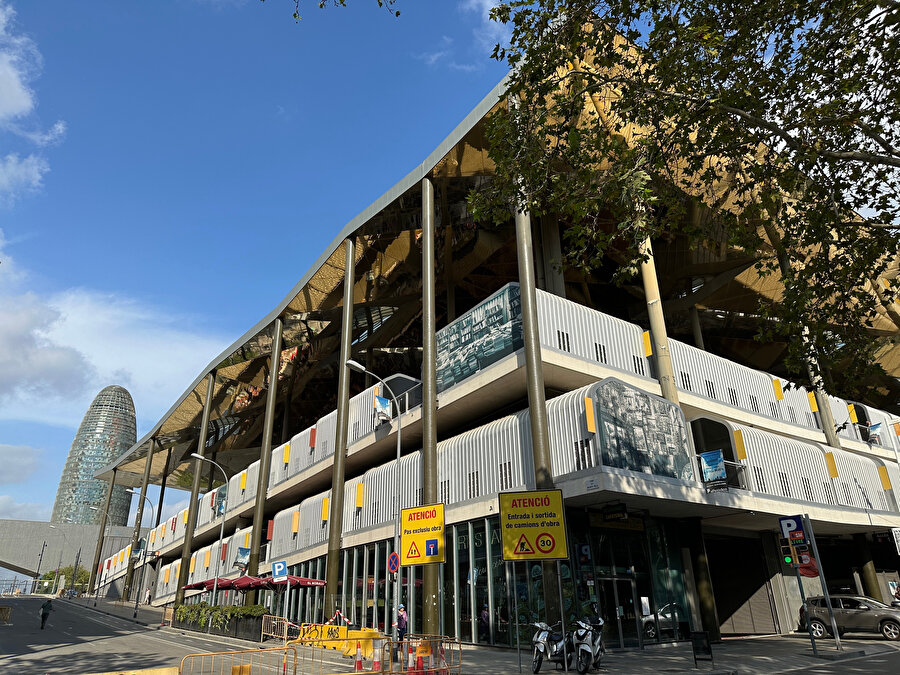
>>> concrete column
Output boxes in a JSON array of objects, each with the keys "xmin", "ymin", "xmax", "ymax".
[
  {"xmin": 678, "ymin": 519, "xmax": 720, "ymax": 641},
  {"xmin": 639, "ymin": 237, "xmax": 680, "ymax": 404},
  {"xmin": 247, "ymin": 316, "xmax": 284, "ymax": 604},
  {"xmin": 539, "ymin": 215, "xmax": 566, "ymax": 298},
  {"xmin": 123, "ymin": 437, "xmax": 156, "ymax": 601},
  {"xmin": 175, "ymin": 371, "xmax": 216, "ymax": 605},
  {"xmin": 421, "ymin": 178, "xmax": 440, "ymax": 633},
  {"xmin": 324, "ymin": 239, "xmax": 356, "ymax": 617},
  {"xmin": 89, "ymin": 471, "xmax": 116, "ymax": 594},
  {"xmin": 155, "ymin": 447, "xmax": 173, "ymax": 528},
  {"xmin": 515, "ymin": 208, "xmax": 561, "ymax": 623},
  {"xmin": 853, "ymin": 533, "xmax": 882, "ymax": 602}
]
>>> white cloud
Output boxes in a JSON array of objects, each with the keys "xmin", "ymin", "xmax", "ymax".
[
  {"xmin": 0, "ymin": 1, "xmax": 65, "ymax": 204},
  {"xmin": 0, "ymin": 229, "xmax": 231, "ymax": 431},
  {"xmin": 0, "ymin": 153, "xmax": 49, "ymax": 203},
  {"xmin": 0, "ymin": 444, "xmax": 41, "ymax": 484},
  {"xmin": 461, "ymin": 0, "xmax": 510, "ymax": 56},
  {"xmin": 0, "ymin": 494, "xmax": 51, "ymax": 520}
]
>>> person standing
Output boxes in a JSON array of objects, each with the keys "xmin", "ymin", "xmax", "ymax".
[
  {"xmin": 478, "ymin": 603, "xmax": 490, "ymax": 642},
  {"xmin": 397, "ymin": 603, "xmax": 408, "ymax": 642},
  {"xmin": 144, "ymin": 588, "xmax": 152, "ymax": 605},
  {"xmin": 40, "ymin": 598, "xmax": 53, "ymax": 630}
]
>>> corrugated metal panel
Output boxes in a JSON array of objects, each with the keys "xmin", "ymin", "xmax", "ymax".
[
  {"xmin": 547, "ymin": 385, "xmax": 599, "ymax": 477},
  {"xmin": 669, "ymin": 339, "xmax": 784, "ymax": 422},
  {"xmin": 535, "ymin": 289, "xmax": 651, "ymax": 379},
  {"xmin": 731, "ymin": 423, "xmax": 834, "ymax": 504},
  {"xmin": 314, "ymin": 410, "xmax": 337, "ymax": 464},
  {"xmin": 155, "ymin": 561, "xmax": 177, "ymax": 600},
  {"xmin": 854, "ymin": 404, "xmax": 899, "ymax": 452},
  {"xmin": 223, "ymin": 526, "xmax": 253, "ymax": 572},
  {"xmin": 227, "ymin": 459, "xmax": 261, "ymax": 512},
  {"xmin": 768, "ymin": 376, "xmax": 818, "ymax": 429},
  {"xmin": 885, "ymin": 462, "xmax": 900, "ymax": 497},
  {"xmin": 348, "ymin": 384, "xmax": 387, "ymax": 446},
  {"xmin": 189, "ymin": 543, "xmax": 212, "ymax": 584},
  {"xmin": 828, "ymin": 395, "xmax": 862, "ymax": 441},
  {"xmin": 197, "ymin": 485, "xmax": 225, "ymax": 528},
  {"xmin": 830, "ymin": 450, "xmax": 889, "ymax": 510}
]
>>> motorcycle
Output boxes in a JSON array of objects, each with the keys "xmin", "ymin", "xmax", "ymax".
[
  {"xmin": 571, "ymin": 613, "xmax": 605, "ymax": 674},
  {"xmin": 531, "ymin": 620, "xmax": 573, "ymax": 673}
]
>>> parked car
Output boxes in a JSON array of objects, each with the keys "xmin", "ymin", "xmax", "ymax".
[
  {"xmin": 642, "ymin": 603, "xmax": 680, "ymax": 639},
  {"xmin": 799, "ymin": 595, "xmax": 900, "ymax": 641}
]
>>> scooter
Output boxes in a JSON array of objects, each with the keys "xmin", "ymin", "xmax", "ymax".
[
  {"xmin": 572, "ymin": 614, "xmax": 605, "ymax": 674},
  {"xmin": 531, "ymin": 620, "xmax": 573, "ymax": 673}
]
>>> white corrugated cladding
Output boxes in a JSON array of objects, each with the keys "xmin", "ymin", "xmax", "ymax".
[
  {"xmin": 155, "ymin": 561, "xmax": 177, "ymax": 599},
  {"xmin": 669, "ymin": 339, "xmax": 785, "ymax": 421},
  {"xmin": 353, "ymin": 452, "xmax": 424, "ymax": 531},
  {"xmin": 769, "ymin": 376, "xmax": 818, "ymax": 429},
  {"xmin": 171, "ymin": 507, "xmax": 188, "ymax": 546},
  {"xmin": 535, "ymin": 289, "xmax": 651, "ymax": 379},
  {"xmin": 269, "ymin": 441, "xmax": 289, "ymax": 487},
  {"xmin": 224, "ymin": 527, "xmax": 253, "ymax": 571},
  {"xmin": 227, "ymin": 460, "xmax": 261, "ymax": 512},
  {"xmin": 547, "ymin": 384, "xmax": 600, "ymax": 476},
  {"xmin": 857, "ymin": 404, "xmax": 900, "ymax": 452},
  {"xmin": 275, "ymin": 426, "xmax": 316, "ymax": 484},
  {"xmin": 348, "ymin": 384, "xmax": 385, "ymax": 445},
  {"xmin": 885, "ymin": 462, "xmax": 900, "ymax": 496},
  {"xmin": 188, "ymin": 543, "xmax": 212, "ymax": 584},
  {"xmin": 314, "ymin": 410, "xmax": 337, "ymax": 464},
  {"xmin": 827, "ymin": 395, "xmax": 862, "ymax": 441},
  {"xmin": 197, "ymin": 485, "xmax": 225, "ymax": 528},
  {"xmin": 830, "ymin": 450, "xmax": 890, "ymax": 510},
  {"xmin": 731, "ymin": 423, "xmax": 834, "ymax": 504}
]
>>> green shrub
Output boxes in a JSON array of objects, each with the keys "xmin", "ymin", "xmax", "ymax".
[{"xmin": 174, "ymin": 602, "xmax": 267, "ymax": 631}]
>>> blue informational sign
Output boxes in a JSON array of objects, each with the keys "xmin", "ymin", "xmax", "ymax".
[
  {"xmin": 374, "ymin": 395, "xmax": 392, "ymax": 423},
  {"xmin": 699, "ymin": 449, "xmax": 727, "ymax": 492},
  {"xmin": 425, "ymin": 539, "xmax": 438, "ymax": 557},
  {"xmin": 272, "ymin": 560, "xmax": 288, "ymax": 582}
]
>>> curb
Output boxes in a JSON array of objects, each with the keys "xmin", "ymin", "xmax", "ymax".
[{"xmin": 58, "ymin": 598, "xmax": 163, "ymax": 630}]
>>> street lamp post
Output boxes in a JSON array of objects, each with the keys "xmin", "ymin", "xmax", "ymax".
[
  {"xmin": 345, "ymin": 358, "xmax": 404, "ymax": 647},
  {"xmin": 190, "ymin": 452, "xmax": 229, "ymax": 624},
  {"xmin": 89, "ymin": 506, "xmax": 113, "ymax": 606},
  {"xmin": 34, "ymin": 540, "xmax": 47, "ymax": 594},
  {"xmin": 126, "ymin": 489, "xmax": 155, "ymax": 618},
  {"xmin": 48, "ymin": 525, "xmax": 68, "ymax": 595}
]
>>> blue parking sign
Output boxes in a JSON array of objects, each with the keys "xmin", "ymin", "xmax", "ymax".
[{"xmin": 272, "ymin": 560, "xmax": 288, "ymax": 581}]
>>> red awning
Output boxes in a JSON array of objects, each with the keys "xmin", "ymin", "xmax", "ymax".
[
  {"xmin": 181, "ymin": 580, "xmax": 207, "ymax": 590},
  {"xmin": 231, "ymin": 575, "xmax": 264, "ymax": 590},
  {"xmin": 267, "ymin": 575, "xmax": 326, "ymax": 589},
  {"xmin": 202, "ymin": 577, "xmax": 234, "ymax": 591}
]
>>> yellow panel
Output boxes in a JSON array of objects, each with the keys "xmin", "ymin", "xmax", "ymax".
[
  {"xmin": 240, "ymin": 471, "xmax": 247, "ymax": 490},
  {"xmin": 847, "ymin": 404, "xmax": 858, "ymax": 424},
  {"xmin": 772, "ymin": 379, "xmax": 784, "ymax": 401},
  {"xmin": 373, "ymin": 385, "xmax": 379, "ymax": 402},
  {"xmin": 878, "ymin": 465, "xmax": 892, "ymax": 491},
  {"xmin": 126, "ymin": 546, "xmax": 131, "ymax": 558},
  {"xmin": 642, "ymin": 331, "xmax": 652, "ymax": 357},
  {"xmin": 283, "ymin": 443, "xmax": 291, "ymax": 464},
  {"xmin": 894, "ymin": 422, "xmax": 900, "ymax": 436},
  {"xmin": 189, "ymin": 556, "xmax": 196, "ymax": 573},
  {"xmin": 322, "ymin": 497, "xmax": 329, "ymax": 521},
  {"xmin": 356, "ymin": 483, "xmax": 365, "ymax": 509},
  {"xmin": 118, "ymin": 551, "xmax": 124, "ymax": 563},
  {"xmin": 825, "ymin": 452, "xmax": 839, "ymax": 478},
  {"xmin": 585, "ymin": 397, "xmax": 596, "ymax": 434},
  {"xmin": 244, "ymin": 532, "xmax": 250, "ymax": 548},
  {"xmin": 733, "ymin": 429, "xmax": 747, "ymax": 460},
  {"xmin": 807, "ymin": 391, "xmax": 819, "ymax": 412},
  {"xmin": 204, "ymin": 550, "xmax": 211, "ymax": 568},
  {"xmin": 150, "ymin": 530, "xmax": 156, "ymax": 544},
  {"xmin": 164, "ymin": 568, "xmax": 170, "ymax": 583},
  {"xmin": 183, "ymin": 510, "xmax": 188, "ymax": 524},
  {"xmin": 292, "ymin": 510, "xmax": 300, "ymax": 533}
]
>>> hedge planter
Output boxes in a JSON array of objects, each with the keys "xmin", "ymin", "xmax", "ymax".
[{"xmin": 172, "ymin": 603, "xmax": 266, "ymax": 642}]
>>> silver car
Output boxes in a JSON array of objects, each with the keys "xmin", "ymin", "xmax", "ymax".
[{"xmin": 799, "ymin": 595, "xmax": 900, "ymax": 641}]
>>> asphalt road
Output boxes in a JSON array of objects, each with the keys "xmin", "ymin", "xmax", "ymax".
[
  {"xmin": 0, "ymin": 597, "xmax": 355, "ymax": 675},
  {"xmin": 791, "ymin": 648, "xmax": 900, "ymax": 674}
]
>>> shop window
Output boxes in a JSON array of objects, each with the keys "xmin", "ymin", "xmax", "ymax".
[{"xmin": 594, "ymin": 343, "xmax": 608, "ymax": 364}]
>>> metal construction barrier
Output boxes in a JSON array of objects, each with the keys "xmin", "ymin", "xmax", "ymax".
[
  {"xmin": 179, "ymin": 646, "xmax": 298, "ymax": 675},
  {"xmin": 285, "ymin": 638, "xmax": 380, "ymax": 675},
  {"xmin": 261, "ymin": 614, "xmax": 289, "ymax": 643},
  {"xmin": 385, "ymin": 635, "xmax": 462, "ymax": 675}
]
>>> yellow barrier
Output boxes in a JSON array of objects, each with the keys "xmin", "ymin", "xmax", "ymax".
[
  {"xmin": 341, "ymin": 629, "xmax": 381, "ymax": 659},
  {"xmin": 83, "ymin": 669, "xmax": 178, "ymax": 675},
  {"xmin": 297, "ymin": 622, "xmax": 348, "ymax": 648},
  {"xmin": 180, "ymin": 646, "xmax": 297, "ymax": 675}
]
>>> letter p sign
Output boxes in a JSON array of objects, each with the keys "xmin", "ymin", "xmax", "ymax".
[{"xmin": 779, "ymin": 515, "xmax": 803, "ymax": 539}]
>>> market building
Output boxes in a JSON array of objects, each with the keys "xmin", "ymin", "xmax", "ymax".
[{"xmin": 91, "ymin": 76, "xmax": 900, "ymax": 648}]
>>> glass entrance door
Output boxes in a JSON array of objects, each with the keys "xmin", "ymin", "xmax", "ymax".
[{"xmin": 597, "ymin": 578, "xmax": 641, "ymax": 648}]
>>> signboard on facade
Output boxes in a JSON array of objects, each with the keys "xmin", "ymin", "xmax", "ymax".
[
  {"xmin": 499, "ymin": 489, "xmax": 568, "ymax": 561},
  {"xmin": 400, "ymin": 503, "xmax": 445, "ymax": 565},
  {"xmin": 699, "ymin": 450, "xmax": 728, "ymax": 493}
]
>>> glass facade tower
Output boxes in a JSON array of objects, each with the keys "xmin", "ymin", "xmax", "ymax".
[{"xmin": 51, "ymin": 385, "xmax": 136, "ymax": 526}]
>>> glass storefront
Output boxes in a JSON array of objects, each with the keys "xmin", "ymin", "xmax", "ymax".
[{"xmin": 277, "ymin": 510, "xmax": 692, "ymax": 649}]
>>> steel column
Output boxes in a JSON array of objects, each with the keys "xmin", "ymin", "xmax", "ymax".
[
  {"xmin": 175, "ymin": 371, "xmax": 216, "ymax": 605},
  {"xmin": 421, "ymin": 177, "xmax": 440, "ymax": 633},
  {"xmin": 155, "ymin": 447, "xmax": 172, "ymax": 528},
  {"xmin": 324, "ymin": 238, "xmax": 356, "ymax": 617},
  {"xmin": 246, "ymin": 316, "xmax": 284, "ymax": 604},
  {"xmin": 88, "ymin": 470, "xmax": 116, "ymax": 594},
  {"xmin": 639, "ymin": 237, "xmax": 680, "ymax": 404},
  {"xmin": 123, "ymin": 437, "xmax": 156, "ymax": 601}
]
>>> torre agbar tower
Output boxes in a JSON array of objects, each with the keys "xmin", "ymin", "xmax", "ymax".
[{"xmin": 51, "ymin": 385, "xmax": 135, "ymax": 526}]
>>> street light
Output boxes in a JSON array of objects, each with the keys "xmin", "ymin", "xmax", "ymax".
[
  {"xmin": 345, "ymin": 358, "xmax": 403, "ymax": 647},
  {"xmin": 190, "ymin": 452, "xmax": 229, "ymax": 625},
  {"xmin": 48, "ymin": 525, "xmax": 68, "ymax": 595},
  {"xmin": 89, "ymin": 506, "xmax": 114, "ymax": 606},
  {"xmin": 126, "ymin": 489, "xmax": 155, "ymax": 618}
]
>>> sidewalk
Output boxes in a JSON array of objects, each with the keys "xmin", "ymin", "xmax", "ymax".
[
  {"xmin": 60, "ymin": 593, "xmax": 166, "ymax": 628},
  {"xmin": 457, "ymin": 634, "xmax": 900, "ymax": 674}
]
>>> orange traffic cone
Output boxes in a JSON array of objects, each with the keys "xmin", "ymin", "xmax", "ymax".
[
  {"xmin": 372, "ymin": 638, "xmax": 383, "ymax": 672},
  {"xmin": 414, "ymin": 653, "xmax": 425, "ymax": 675},
  {"xmin": 407, "ymin": 643, "xmax": 415, "ymax": 672},
  {"xmin": 354, "ymin": 640, "xmax": 363, "ymax": 672}
]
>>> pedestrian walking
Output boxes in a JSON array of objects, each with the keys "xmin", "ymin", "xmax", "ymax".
[
  {"xmin": 144, "ymin": 588, "xmax": 152, "ymax": 605},
  {"xmin": 397, "ymin": 603, "xmax": 408, "ymax": 642},
  {"xmin": 40, "ymin": 598, "xmax": 53, "ymax": 630}
]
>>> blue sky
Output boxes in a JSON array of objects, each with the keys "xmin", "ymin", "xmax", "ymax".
[{"xmin": 0, "ymin": 0, "xmax": 508, "ymax": 538}]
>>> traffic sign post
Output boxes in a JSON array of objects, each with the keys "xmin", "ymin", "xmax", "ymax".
[
  {"xmin": 400, "ymin": 504, "xmax": 445, "ymax": 565},
  {"xmin": 387, "ymin": 551, "xmax": 400, "ymax": 574},
  {"xmin": 499, "ymin": 490, "xmax": 568, "ymax": 561}
]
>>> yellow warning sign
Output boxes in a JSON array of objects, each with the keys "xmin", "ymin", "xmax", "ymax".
[
  {"xmin": 400, "ymin": 503, "xmax": 445, "ymax": 565},
  {"xmin": 499, "ymin": 489, "xmax": 568, "ymax": 561}
]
